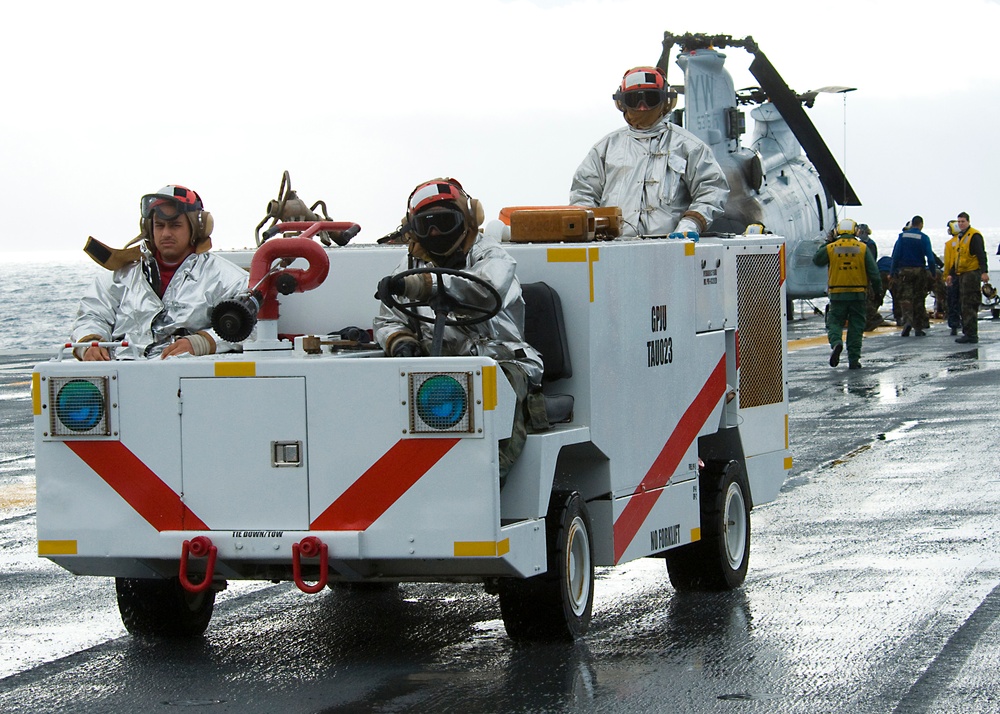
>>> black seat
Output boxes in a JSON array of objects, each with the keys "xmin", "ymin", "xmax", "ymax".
[{"xmin": 521, "ymin": 282, "xmax": 574, "ymax": 424}]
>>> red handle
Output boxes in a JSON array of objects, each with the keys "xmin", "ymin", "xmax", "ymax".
[
  {"xmin": 292, "ymin": 536, "xmax": 329, "ymax": 594},
  {"xmin": 179, "ymin": 536, "xmax": 217, "ymax": 593}
]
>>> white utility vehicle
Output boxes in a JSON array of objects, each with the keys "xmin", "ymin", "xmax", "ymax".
[{"xmin": 33, "ymin": 209, "xmax": 790, "ymax": 641}]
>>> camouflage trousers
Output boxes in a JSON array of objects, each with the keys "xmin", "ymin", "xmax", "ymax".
[
  {"xmin": 498, "ymin": 362, "xmax": 550, "ymax": 484},
  {"xmin": 894, "ymin": 267, "xmax": 930, "ymax": 330},
  {"xmin": 958, "ymin": 271, "xmax": 983, "ymax": 338}
]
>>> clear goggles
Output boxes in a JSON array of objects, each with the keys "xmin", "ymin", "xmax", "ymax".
[
  {"xmin": 140, "ymin": 194, "xmax": 201, "ymax": 221},
  {"xmin": 411, "ymin": 207, "xmax": 465, "ymax": 240},
  {"xmin": 618, "ymin": 88, "xmax": 668, "ymax": 110}
]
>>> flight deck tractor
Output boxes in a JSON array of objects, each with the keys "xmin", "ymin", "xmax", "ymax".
[{"xmin": 33, "ymin": 206, "xmax": 790, "ymax": 641}]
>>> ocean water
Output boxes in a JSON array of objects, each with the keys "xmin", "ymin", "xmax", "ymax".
[
  {"xmin": 0, "ymin": 228, "xmax": 991, "ymax": 353},
  {"xmin": 0, "ymin": 251, "xmax": 104, "ymax": 354}
]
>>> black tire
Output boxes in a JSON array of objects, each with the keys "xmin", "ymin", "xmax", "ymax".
[
  {"xmin": 665, "ymin": 460, "xmax": 750, "ymax": 592},
  {"xmin": 497, "ymin": 491, "xmax": 594, "ymax": 641},
  {"xmin": 992, "ymin": 307, "xmax": 999, "ymax": 319},
  {"xmin": 116, "ymin": 577, "xmax": 216, "ymax": 637}
]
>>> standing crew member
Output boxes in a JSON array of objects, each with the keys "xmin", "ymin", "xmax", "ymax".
[
  {"xmin": 569, "ymin": 66, "xmax": 729, "ymax": 239},
  {"xmin": 943, "ymin": 220, "xmax": 963, "ymax": 335},
  {"xmin": 949, "ymin": 212, "xmax": 989, "ymax": 344},
  {"xmin": 813, "ymin": 218, "xmax": 881, "ymax": 370},
  {"xmin": 72, "ymin": 185, "xmax": 248, "ymax": 360},
  {"xmin": 889, "ymin": 216, "xmax": 936, "ymax": 336}
]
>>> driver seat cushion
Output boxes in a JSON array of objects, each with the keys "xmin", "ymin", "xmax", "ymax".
[{"xmin": 521, "ymin": 282, "xmax": 574, "ymax": 424}]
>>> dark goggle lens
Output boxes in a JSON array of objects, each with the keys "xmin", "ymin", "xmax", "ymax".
[
  {"xmin": 412, "ymin": 209, "xmax": 464, "ymax": 239},
  {"xmin": 620, "ymin": 89, "xmax": 666, "ymax": 109}
]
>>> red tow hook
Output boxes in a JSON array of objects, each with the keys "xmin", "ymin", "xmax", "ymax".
[
  {"xmin": 292, "ymin": 536, "xmax": 329, "ymax": 594},
  {"xmin": 179, "ymin": 536, "xmax": 218, "ymax": 593}
]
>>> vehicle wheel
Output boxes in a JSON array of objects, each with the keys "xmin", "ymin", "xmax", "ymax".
[
  {"xmin": 497, "ymin": 491, "xmax": 594, "ymax": 641},
  {"xmin": 665, "ymin": 460, "xmax": 750, "ymax": 592},
  {"xmin": 116, "ymin": 577, "xmax": 216, "ymax": 637},
  {"xmin": 992, "ymin": 307, "xmax": 999, "ymax": 319}
]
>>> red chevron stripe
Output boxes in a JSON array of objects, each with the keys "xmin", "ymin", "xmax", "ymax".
[
  {"xmin": 310, "ymin": 438, "xmax": 460, "ymax": 531},
  {"xmin": 66, "ymin": 441, "xmax": 208, "ymax": 531},
  {"xmin": 613, "ymin": 356, "xmax": 726, "ymax": 563}
]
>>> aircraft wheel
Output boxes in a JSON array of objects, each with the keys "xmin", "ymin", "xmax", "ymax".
[
  {"xmin": 665, "ymin": 460, "xmax": 750, "ymax": 592},
  {"xmin": 116, "ymin": 577, "xmax": 216, "ymax": 637},
  {"xmin": 497, "ymin": 491, "xmax": 594, "ymax": 641}
]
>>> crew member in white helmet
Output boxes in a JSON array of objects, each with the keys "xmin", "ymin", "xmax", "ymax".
[{"xmin": 72, "ymin": 185, "xmax": 248, "ymax": 360}]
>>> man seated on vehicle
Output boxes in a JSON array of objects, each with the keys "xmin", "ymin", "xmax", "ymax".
[
  {"xmin": 72, "ymin": 185, "xmax": 248, "ymax": 360},
  {"xmin": 569, "ymin": 66, "xmax": 729, "ymax": 239},
  {"xmin": 374, "ymin": 178, "xmax": 546, "ymax": 480}
]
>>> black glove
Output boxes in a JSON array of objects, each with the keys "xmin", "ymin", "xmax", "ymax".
[
  {"xmin": 376, "ymin": 274, "xmax": 406, "ymax": 300},
  {"xmin": 391, "ymin": 337, "xmax": 421, "ymax": 358}
]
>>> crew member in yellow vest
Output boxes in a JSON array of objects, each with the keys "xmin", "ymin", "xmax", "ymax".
[
  {"xmin": 948, "ymin": 212, "xmax": 989, "ymax": 344},
  {"xmin": 942, "ymin": 220, "xmax": 962, "ymax": 335},
  {"xmin": 813, "ymin": 218, "xmax": 881, "ymax": 369}
]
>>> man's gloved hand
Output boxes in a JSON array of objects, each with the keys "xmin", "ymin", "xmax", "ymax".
[
  {"xmin": 377, "ymin": 274, "xmax": 432, "ymax": 301},
  {"xmin": 668, "ymin": 217, "xmax": 700, "ymax": 241},
  {"xmin": 390, "ymin": 336, "xmax": 421, "ymax": 358}
]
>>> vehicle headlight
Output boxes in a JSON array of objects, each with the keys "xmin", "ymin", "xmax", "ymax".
[
  {"xmin": 409, "ymin": 372, "xmax": 473, "ymax": 433},
  {"xmin": 50, "ymin": 377, "xmax": 110, "ymax": 436}
]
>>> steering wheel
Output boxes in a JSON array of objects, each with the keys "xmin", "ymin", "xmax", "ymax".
[{"xmin": 377, "ymin": 267, "xmax": 503, "ymax": 356}]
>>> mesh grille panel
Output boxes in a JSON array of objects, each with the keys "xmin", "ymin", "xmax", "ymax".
[{"xmin": 736, "ymin": 253, "xmax": 784, "ymax": 408}]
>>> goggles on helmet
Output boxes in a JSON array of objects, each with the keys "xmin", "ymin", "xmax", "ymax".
[
  {"xmin": 616, "ymin": 88, "xmax": 669, "ymax": 110},
  {"xmin": 411, "ymin": 207, "xmax": 466, "ymax": 241},
  {"xmin": 140, "ymin": 185, "xmax": 203, "ymax": 221}
]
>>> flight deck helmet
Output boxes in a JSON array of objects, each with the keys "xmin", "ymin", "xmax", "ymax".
[
  {"xmin": 404, "ymin": 178, "xmax": 483, "ymax": 261},
  {"xmin": 138, "ymin": 185, "xmax": 214, "ymax": 248},
  {"xmin": 836, "ymin": 218, "xmax": 858, "ymax": 237}
]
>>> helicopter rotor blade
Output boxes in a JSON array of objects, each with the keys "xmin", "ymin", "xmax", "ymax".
[{"xmin": 747, "ymin": 47, "xmax": 861, "ymax": 206}]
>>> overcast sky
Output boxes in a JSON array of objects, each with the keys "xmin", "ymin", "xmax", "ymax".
[{"xmin": 3, "ymin": 0, "xmax": 999, "ymax": 254}]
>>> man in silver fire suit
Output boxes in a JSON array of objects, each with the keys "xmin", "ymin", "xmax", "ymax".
[
  {"xmin": 569, "ymin": 66, "xmax": 729, "ymax": 238},
  {"xmin": 374, "ymin": 178, "xmax": 545, "ymax": 480},
  {"xmin": 72, "ymin": 185, "xmax": 248, "ymax": 360}
]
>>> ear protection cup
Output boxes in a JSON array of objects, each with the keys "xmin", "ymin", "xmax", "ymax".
[
  {"xmin": 195, "ymin": 211, "xmax": 214, "ymax": 242},
  {"xmin": 469, "ymin": 198, "xmax": 484, "ymax": 228}
]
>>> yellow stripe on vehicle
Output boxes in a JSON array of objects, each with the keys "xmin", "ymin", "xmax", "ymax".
[
  {"xmin": 32, "ymin": 372, "xmax": 41, "ymax": 415},
  {"xmin": 215, "ymin": 362, "xmax": 256, "ymax": 377},
  {"xmin": 38, "ymin": 540, "xmax": 77, "ymax": 555},
  {"xmin": 481, "ymin": 365, "xmax": 497, "ymax": 411},
  {"xmin": 690, "ymin": 528, "xmax": 701, "ymax": 542},
  {"xmin": 685, "ymin": 242, "xmax": 696, "ymax": 256},
  {"xmin": 454, "ymin": 538, "xmax": 510, "ymax": 557},
  {"xmin": 784, "ymin": 456, "xmax": 793, "ymax": 470},
  {"xmin": 546, "ymin": 246, "xmax": 600, "ymax": 302}
]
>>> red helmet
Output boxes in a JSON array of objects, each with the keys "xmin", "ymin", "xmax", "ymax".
[
  {"xmin": 405, "ymin": 178, "xmax": 481, "ymax": 259},
  {"xmin": 613, "ymin": 66, "xmax": 672, "ymax": 110}
]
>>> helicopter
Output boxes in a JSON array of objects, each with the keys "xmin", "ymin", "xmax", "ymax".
[{"xmin": 655, "ymin": 32, "xmax": 861, "ymax": 311}]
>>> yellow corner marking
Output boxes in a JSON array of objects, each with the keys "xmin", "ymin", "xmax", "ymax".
[
  {"xmin": 690, "ymin": 527, "xmax": 701, "ymax": 542},
  {"xmin": 454, "ymin": 539, "xmax": 508, "ymax": 557},
  {"xmin": 784, "ymin": 456, "xmax": 794, "ymax": 470},
  {"xmin": 685, "ymin": 242, "xmax": 696, "ymax": 256},
  {"xmin": 215, "ymin": 362, "xmax": 256, "ymax": 377},
  {"xmin": 546, "ymin": 246, "xmax": 600, "ymax": 303},
  {"xmin": 482, "ymin": 365, "xmax": 497, "ymax": 411},
  {"xmin": 785, "ymin": 413, "xmax": 790, "ymax": 450},
  {"xmin": 32, "ymin": 372, "xmax": 41, "ymax": 416},
  {"xmin": 38, "ymin": 540, "xmax": 77, "ymax": 556}
]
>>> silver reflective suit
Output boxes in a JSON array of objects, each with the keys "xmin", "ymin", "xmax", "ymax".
[
  {"xmin": 373, "ymin": 231, "xmax": 544, "ymax": 386},
  {"xmin": 569, "ymin": 117, "xmax": 729, "ymax": 238},
  {"xmin": 72, "ymin": 244, "xmax": 248, "ymax": 359}
]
